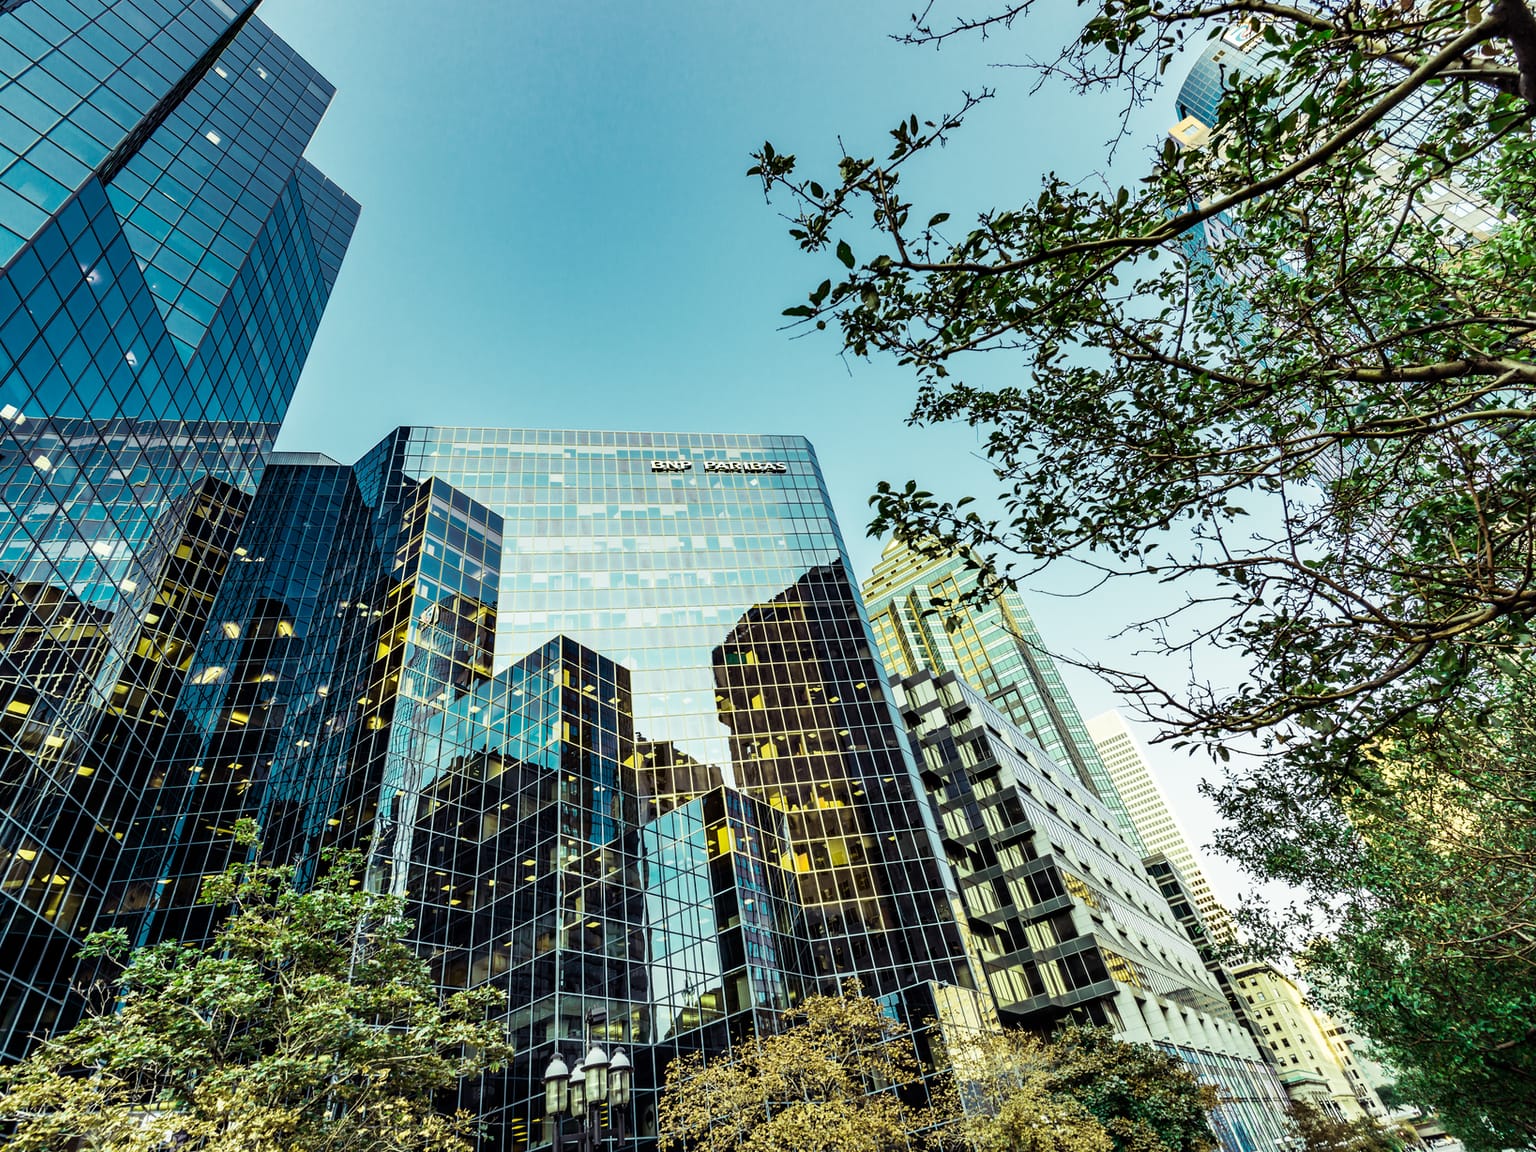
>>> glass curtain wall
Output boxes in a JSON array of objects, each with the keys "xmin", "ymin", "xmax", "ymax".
[
  {"xmin": 120, "ymin": 429, "xmax": 989, "ymax": 1150},
  {"xmin": 0, "ymin": 0, "xmax": 356, "ymax": 1054}
]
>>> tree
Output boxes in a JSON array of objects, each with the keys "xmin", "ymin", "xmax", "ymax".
[
  {"xmin": 657, "ymin": 985, "xmax": 1220, "ymax": 1152},
  {"xmin": 1262, "ymin": 662, "xmax": 1536, "ymax": 1151},
  {"xmin": 656, "ymin": 982, "xmax": 926, "ymax": 1152},
  {"xmin": 750, "ymin": 3, "xmax": 1536, "ymax": 1137},
  {"xmin": 1288, "ymin": 1101, "xmax": 1402, "ymax": 1152},
  {"xmin": 934, "ymin": 1025, "xmax": 1219, "ymax": 1152},
  {"xmin": 0, "ymin": 823, "xmax": 512, "ymax": 1152},
  {"xmin": 752, "ymin": 0, "xmax": 1536, "ymax": 786}
]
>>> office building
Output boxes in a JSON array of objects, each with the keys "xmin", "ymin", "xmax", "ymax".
[
  {"xmin": 892, "ymin": 668, "xmax": 1291, "ymax": 1152},
  {"xmin": 0, "ymin": 0, "xmax": 357, "ymax": 1055},
  {"xmin": 115, "ymin": 429, "xmax": 987, "ymax": 1149},
  {"xmin": 1087, "ymin": 710, "xmax": 1234, "ymax": 943},
  {"xmin": 1230, "ymin": 962, "xmax": 1388, "ymax": 1121},
  {"xmin": 862, "ymin": 539, "xmax": 1143, "ymax": 851}
]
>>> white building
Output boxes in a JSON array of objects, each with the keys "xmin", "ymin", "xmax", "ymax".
[{"xmin": 1086, "ymin": 711, "xmax": 1234, "ymax": 942}]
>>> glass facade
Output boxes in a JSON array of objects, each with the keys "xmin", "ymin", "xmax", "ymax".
[
  {"xmin": 862, "ymin": 538, "xmax": 1144, "ymax": 851},
  {"xmin": 118, "ymin": 429, "xmax": 987, "ymax": 1150},
  {"xmin": 0, "ymin": 0, "xmax": 355, "ymax": 1055},
  {"xmin": 1173, "ymin": 25, "xmax": 1274, "ymax": 130},
  {"xmin": 892, "ymin": 668, "xmax": 1292, "ymax": 1152}
]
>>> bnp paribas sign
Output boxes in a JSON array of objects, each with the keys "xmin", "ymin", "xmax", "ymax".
[{"xmin": 651, "ymin": 460, "xmax": 788, "ymax": 474}]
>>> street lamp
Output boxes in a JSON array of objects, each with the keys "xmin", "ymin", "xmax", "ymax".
[
  {"xmin": 608, "ymin": 1047, "xmax": 632, "ymax": 1147},
  {"xmin": 543, "ymin": 1048, "xmax": 570, "ymax": 1152},
  {"xmin": 583, "ymin": 1042, "xmax": 608, "ymax": 1110},
  {"xmin": 568, "ymin": 1056, "xmax": 586, "ymax": 1121},
  {"xmin": 542, "ymin": 1041, "xmax": 633, "ymax": 1151}
]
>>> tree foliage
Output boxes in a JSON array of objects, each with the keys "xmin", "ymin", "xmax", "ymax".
[
  {"xmin": 752, "ymin": 0, "xmax": 1536, "ymax": 777},
  {"xmin": 1288, "ymin": 1101, "xmax": 1403, "ymax": 1152},
  {"xmin": 656, "ymin": 982, "xmax": 926, "ymax": 1152},
  {"xmin": 658, "ymin": 987, "xmax": 1219, "ymax": 1152},
  {"xmin": 1242, "ymin": 662, "xmax": 1536, "ymax": 1150},
  {"xmin": 935, "ymin": 1025, "xmax": 1220, "ymax": 1152},
  {"xmin": 0, "ymin": 826, "xmax": 512, "ymax": 1152}
]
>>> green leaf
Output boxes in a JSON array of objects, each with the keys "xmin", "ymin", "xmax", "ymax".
[{"xmin": 836, "ymin": 240, "xmax": 855, "ymax": 268}]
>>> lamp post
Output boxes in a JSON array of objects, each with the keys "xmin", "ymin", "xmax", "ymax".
[
  {"xmin": 543, "ymin": 1041, "xmax": 633, "ymax": 1152},
  {"xmin": 608, "ymin": 1047, "xmax": 632, "ymax": 1148},
  {"xmin": 543, "ymin": 1048, "xmax": 570, "ymax": 1152}
]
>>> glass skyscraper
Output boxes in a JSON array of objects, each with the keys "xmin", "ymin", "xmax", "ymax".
[
  {"xmin": 117, "ymin": 428, "xmax": 986, "ymax": 1149},
  {"xmin": 862, "ymin": 538, "xmax": 1144, "ymax": 851},
  {"xmin": 0, "ymin": 0, "xmax": 356, "ymax": 1054}
]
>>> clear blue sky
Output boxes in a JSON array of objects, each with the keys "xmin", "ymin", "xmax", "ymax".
[{"xmin": 258, "ymin": 0, "xmax": 1249, "ymax": 901}]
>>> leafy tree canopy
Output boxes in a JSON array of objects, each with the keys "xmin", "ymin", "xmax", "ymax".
[
  {"xmin": 937, "ymin": 1025, "xmax": 1220, "ymax": 1152},
  {"xmin": 1250, "ymin": 662, "xmax": 1536, "ymax": 1150},
  {"xmin": 1288, "ymin": 1100, "xmax": 1404, "ymax": 1152},
  {"xmin": 752, "ymin": 0, "xmax": 1536, "ymax": 780},
  {"xmin": 656, "ymin": 982, "xmax": 926, "ymax": 1152},
  {"xmin": 0, "ymin": 824, "xmax": 512, "ymax": 1152},
  {"xmin": 659, "ymin": 986, "xmax": 1220, "ymax": 1152}
]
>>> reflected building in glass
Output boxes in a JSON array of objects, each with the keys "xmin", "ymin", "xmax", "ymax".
[
  {"xmin": 0, "ymin": 0, "xmax": 356, "ymax": 1054},
  {"xmin": 119, "ymin": 429, "xmax": 987, "ymax": 1150}
]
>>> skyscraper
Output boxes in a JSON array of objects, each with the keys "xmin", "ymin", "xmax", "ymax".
[
  {"xmin": 118, "ymin": 429, "xmax": 986, "ymax": 1149},
  {"xmin": 862, "ymin": 538, "xmax": 1143, "ymax": 851},
  {"xmin": 1086, "ymin": 710, "xmax": 1234, "ymax": 942},
  {"xmin": 0, "ymin": 0, "xmax": 356, "ymax": 1054},
  {"xmin": 891, "ymin": 668, "xmax": 1292, "ymax": 1152}
]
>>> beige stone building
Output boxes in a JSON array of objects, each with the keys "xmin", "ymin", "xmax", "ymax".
[{"xmin": 1229, "ymin": 961, "xmax": 1388, "ymax": 1121}]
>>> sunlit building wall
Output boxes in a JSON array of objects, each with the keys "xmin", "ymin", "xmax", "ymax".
[
  {"xmin": 1230, "ymin": 961, "xmax": 1388, "ymax": 1121},
  {"xmin": 862, "ymin": 538, "xmax": 1143, "ymax": 852}
]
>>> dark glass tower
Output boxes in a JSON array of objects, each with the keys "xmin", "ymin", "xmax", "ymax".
[
  {"xmin": 122, "ymin": 429, "xmax": 986, "ymax": 1150},
  {"xmin": 0, "ymin": 0, "xmax": 356, "ymax": 1054}
]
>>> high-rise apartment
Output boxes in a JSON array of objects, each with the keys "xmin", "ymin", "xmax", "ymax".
[
  {"xmin": 1087, "ymin": 710, "xmax": 1234, "ymax": 942},
  {"xmin": 892, "ymin": 668, "xmax": 1291, "ymax": 1152},
  {"xmin": 0, "ymin": 0, "xmax": 356, "ymax": 1054},
  {"xmin": 862, "ymin": 538, "xmax": 1143, "ymax": 850},
  {"xmin": 116, "ymin": 428, "xmax": 987, "ymax": 1149}
]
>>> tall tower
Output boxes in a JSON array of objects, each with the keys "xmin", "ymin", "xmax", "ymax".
[
  {"xmin": 0, "ymin": 0, "xmax": 357, "ymax": 1055},
  {"xmin": 891, "ymin": 668, "xmax": 1293, "ymax": 1152},
  {"xmin": 122, "ymin": 429, "xmax": 988, "ymax": 1148},
  {"xmin": 1086, "ymin": 710, "xmax": 1234, "ymax": 942},
  {"xmin": 862, "ymin": 538, "xmax": 1143, "ymax": 851}
]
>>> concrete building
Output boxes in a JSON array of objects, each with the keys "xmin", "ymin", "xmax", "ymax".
[
  {"xmin": 1230, "ymin": 961, "xmax": 1388, "ymax": 1121},
  {"xmin": 1087, "ymin": 710, "xmax": 1234, "ymax": 942},
  {"xmin": 893, "ymin": 668, "xmax": 1292, "ymax": 1152}
]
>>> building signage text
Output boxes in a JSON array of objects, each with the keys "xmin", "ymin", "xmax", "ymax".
[{"xmin": 650, "ymin": 459, "xmax": 788, "ymax": 474}]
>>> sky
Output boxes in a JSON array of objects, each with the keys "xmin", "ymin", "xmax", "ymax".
[{"xmin": 257, "ymin": 0, "xmax": 1255, "ymax": 904}]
